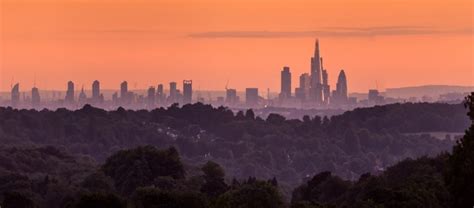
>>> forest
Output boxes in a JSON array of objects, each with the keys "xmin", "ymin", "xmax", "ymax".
[{"xmin": 0, "ymin": 95, "xmax": 472, "ymax": 207}]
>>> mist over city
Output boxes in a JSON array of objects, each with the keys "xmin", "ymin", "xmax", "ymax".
[{"xmin": 0, "ymin": 0, "xmax": 473, "ymax": 208}]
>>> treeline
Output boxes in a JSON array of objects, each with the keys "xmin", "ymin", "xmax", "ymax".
[
  {"xmin": 0, "ymin": 92, "xmax": 472, "ymax": 207},
  {"xmin": 0, "ymin": 102, "xmax": 464, "ymax": 194},
  {"xmin": 330, "ymin": 102, "xmax": 469, "ymax": 133}
]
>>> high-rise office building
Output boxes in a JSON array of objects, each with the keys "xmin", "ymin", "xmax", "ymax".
[
  {"xmin": 147, "ymin": 86, "xmax": 156, "ymax": 107},
  {"xmin": 169, "ymin": 82, "xmax": 178, "ymax": 103},
  {"xmin": 11, "ymin": 83, "xmax": 20, "ymax": 107},
  {"xmin": 368, "ymin": 89, "xmax": 384, "ymax": 104},
  {"xmin": 226, "ymin": 89, "xmax": 237, "ymax": 105},
  {"xmin": 120, "ymin": 81, "xmax": 128, "ymax": 99},
  {"xmin": 31, "ymin": 87, "xmax": 40, "ymax": 107},
  {"xmin": 156, "ymin": 84, "xmax": 164, "ymax": 103},
  {"xmin": 183, "ymin": 80, "xmax": 192, "ymax": 104},
  {"xmin": 280, "ymin": 66, "xmax": 292, "ymax": 99},
  {"xmin": 296, "ymin": 73, "xmax": 311, "ymax": 101},
  {"xmin": 65, "ymin": 81, "xmax": 75, "ymax": 103},
  {"xmin": 78, "ymin": 87, "xmax": 87, "ymax": 104},
  {"xmin": 310, "ymin": 39, "xmax": 323, "ymax": 103},
  {"xmin": 92, "ymin": 80, "xmax": 100, "ymax": 103},
  {"xmin": 245, "ymin": 88, "xmax": 259, "ymax": 107},
  {"xmin": 332, "ymin": 70, "xmax": 348, "ymax": 104},
  {"xmin": 321, "ymin": 58, "xmax": 330, "ymax": 104},
  {"xmin": 120, "ymin": 81, "xmax": 130, "ymax": 105}
]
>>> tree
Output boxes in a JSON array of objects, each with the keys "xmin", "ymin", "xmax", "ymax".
[
  {"xmin": 131, "ymin": 187, "xmax": 208, "ymax": 208},
  {"xmin": 446, "ymin": 92, "xmax": 474, "ymax": 207},
  {"xmin": 215, "ymin": 180, "xmax": 285, "ymax": 208},
  {"xmin": 73, "ymin": 192, "xmax": 124, "ymax": 208},
  {"xmin": 200, "ymin": 161, "xmax": 229, "ymax": 198},
  {"xmin": 2, "ymin": 191, "xmax": 37, "ymax": 208},
  {"xmin": 245, "ymin": 109, "xmax": 255, "ymax": 120},
  {"xmin": 101, "ymin": 146, "xmax": 185, "ymax": 195}
]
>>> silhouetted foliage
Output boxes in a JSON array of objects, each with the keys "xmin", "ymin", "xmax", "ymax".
[
  {"xmin": 215, "ymin": 179, "xmax": 285, "ymax": 208},
  {"xmin": 101, "ymin": 146, "xmax": 185, "ymax": 195},
  {"xmin": 0, "ymin": 101, "xmax": 470, "ymax": 207},
  {"xmin": 73, "ymin": 192, "xmax": 124, "ymax": 208},
  {"xmin": 446, "ymin": 92, "xmax": 474, "ymax": 207}
]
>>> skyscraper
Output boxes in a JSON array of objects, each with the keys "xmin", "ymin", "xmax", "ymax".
[
  {"xmin": 65, "ymin": 81, "xmax": 75, "ymax": 104},
  {"xmin": 157, "ymin": 84, "xmax": 164, "ymax": 103},
  {"xmin": 245, "ymin": 88, "xmax": 259, "ymax": 107},
  {"xmin": 169, "ymin": 82, "xmax": 177, "ymax": 103},
  {"xmin": 321, "ymin": 58, "xmax": 330, "ymax": 104},
  {"xmin": 11, "ymin": 83, "xmax": 20, "ymax": 107},
  {"xmin": 92, "ymin": 80, "xmax": 100, "ymax": 103},
  {"xmin": 147, "ymin": 86, "xmax": 156, "ymax": 108},
  {"xmin": 310, "ymin": 39, "xmax": 323, "ymax": 103},
  {"xmin": 296, "ymin": 73, "xmax": 311, "ymax": 101},
  {"xmin": 280, "ymin": 66, "xmax": 292, "ymax": 99},
  {"xmin": 31, "ymin": 87, "xmax": 40, "ymax": 108},
  {"xmin": 332, "ymin": 70, "xmax": 348, "ymax": 104},
  {"xmin": 120, "ymin": 81, "xmax": 128, "ymax": 99},
  {"xmin": 183, "ymin": 80, "xmax": 192, "ymax": 104},
  {"xmin": 226, "ymin": 89, "xmax": 237, "ymax": 105},
  {"xmin": 78, "ymin": 87, "xmax": 87, "ymax": 104},
  {"xmin": 120, "ymin": 81, "xmax": 130, "ymax": 105}
]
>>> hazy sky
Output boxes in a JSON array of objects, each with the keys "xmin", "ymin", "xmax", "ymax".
[{"xmin": 1, "ymin": 0, "xmax": 473, "ymax": 93}]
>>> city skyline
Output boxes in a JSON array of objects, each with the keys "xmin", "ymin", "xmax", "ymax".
[{"xmin": 1, "ymin": 0, "xmax": 473, "ymax": 93}]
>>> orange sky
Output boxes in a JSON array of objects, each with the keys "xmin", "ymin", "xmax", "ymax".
[{"xmin": 1, "ymin": 0, "xmax": 473, "ymax": 93}]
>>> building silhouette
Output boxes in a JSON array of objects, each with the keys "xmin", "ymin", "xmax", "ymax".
[
  {"xmin": 147, "ymin": 86, "xmax": 156, "ymax": 108},
  {"xmin": 280, "ymin": 66, "xmax": 292, "ymax": 100},
  {"xmin": 169, "ymin": 82, "xmax": 178, "ymax": 103},
  {"xmin": 183, "ymin": 80, "xmax": 192, "ymax": 104},
  {"xmin": 245, "ymin": 88, "xmax": 259, "ymax": 107},
  {"xmin": 295, "ymin": 73, "xmax": 310, "ymax": 101},
  {"xmin": 226, "ymin": 89, "xmax": 237, "ymax": 105},
  {"xmin": 332, "ymin": 70, "xmax": 348, "ymax": 104},
  {"xmin": 92, "ymin": 80, "xmax": 101, "ymax": 103},
  {"xmin": 65, "ymin": 81, "xmax": 75, "ymax": 104},
  {"xmin": 78, "ymin": 87, "xmax": 87, "ymax": 104},
  {"xmin": 321, "ymin": 58, "xmax": 330, "ymax": 104},
  {"xmin": 368, "ymin": 89, "xmax": 384, "ymax": 104},
  {"xmin": 156, "ymin": 84, "xmax": 164, "ymax": 103},
  {"xmin": 120, "ymin": 81, "xmax": 131, "ymax": 105},
  {"xmin": 310, "ymin": 39, "xmax": 323, "ymax": 104},
  {"xmin": 11, "ymin": 83, "xmax": 20, "ymax": 107},
  {"xmin": 31, "ymin": 87, "xmax": 40, "ymax": 108}
]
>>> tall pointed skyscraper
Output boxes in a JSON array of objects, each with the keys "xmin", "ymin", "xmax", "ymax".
[
  {"xmin": 310, "ymin": 39, "xmax": 323, "ymax": 104},
  {"xmin": 311, "ymin": 39, "xmax": 321, "ymax": 85}
]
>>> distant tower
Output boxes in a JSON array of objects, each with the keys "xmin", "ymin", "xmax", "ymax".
[
  {"xmin": 147, "ymin": 86, "xmax": 156, "ymax": 108},
  {"xmin": 78, "ymin": 87, "xmax": 87, "ymax": 104},
  {"xmin": 310, "ymin": 39, "xmax": 323, "ymax": 103},
  {"xmin": 120, "ymin": 81, "xmax": 129, "ymax": 104},
  {"xmin": 280, "ymin": 66, "xmax": 292, "ymax": 100},
  {"xmin": 156, "ymin": 84, "xmax": 164, "ymax": 103},
  {"xmin": 31, "ymin": 87, "xmax": 40, "ymax": 108},
  {"xmin": 65, "ymin": 81, "xmax": 75, "ymax": 104},
  {"xmin": 169, "ymin": 82, "xmax": 177, "ymax": 103},
  {"xmin": 92, "ymin": 80, "xmax": 100, "ymax": 103},
  {"xmin": 333, "ymin": 70, "xmax": 348, "ymax": 104},
  {"xmin": 321, "ymin": 58, "xmax": 330, "ymax": 104},
  {"xmin": 245, "ymin": 88, "xmax": 259, "ymax": 107},
  {"xmin": 226, "ymin": 89, "xmax": 237, "ymax": 105},
  {"xmin": 11, "ymin": 83, "xmax": 20, "ymax": 107},
  {"xmin": 120, "ymin": 81, "xmax": 128, "ymax": 98},
  {"xmin": 295, "ymin": 73, "xmax": 311, "ymax": 101},
  {"xmin": 183, "ymin": 80, "xmax": 193, "ymax": 104}
]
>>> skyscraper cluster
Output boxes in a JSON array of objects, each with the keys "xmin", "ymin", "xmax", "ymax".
[
  {"xmin": 4, "ymin": 39, "xmax": 368, "ymax": 110},
  {"xmin": 282, "ymin": 39, "xmax": 349, "ymax": 106}
]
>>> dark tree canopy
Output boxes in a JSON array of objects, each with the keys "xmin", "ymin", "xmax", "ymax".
[{"xmin": 446, "ymin": 92, "xmax": 474, "ymax": 207}]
